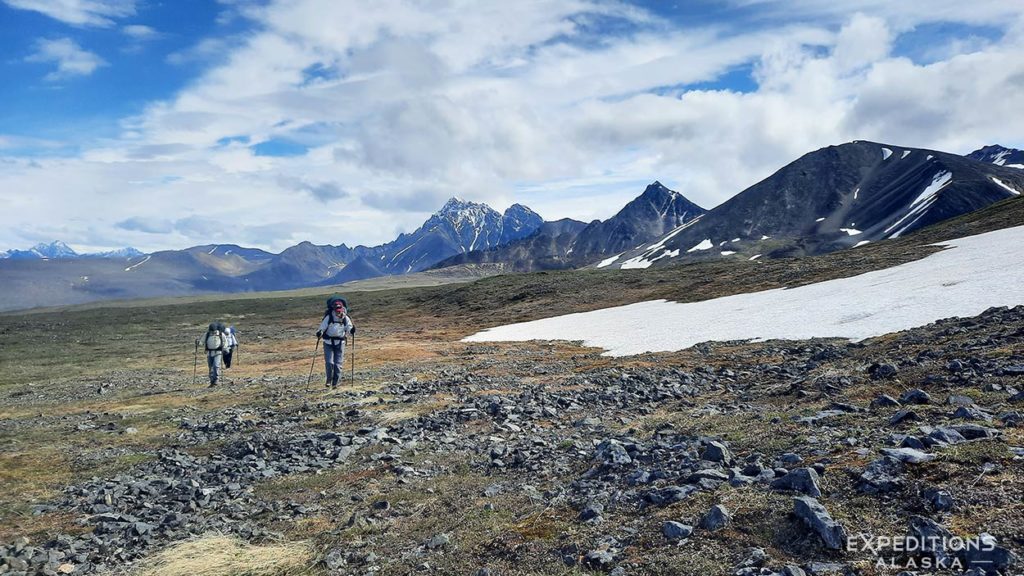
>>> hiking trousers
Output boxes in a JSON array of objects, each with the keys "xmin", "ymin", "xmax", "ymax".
[
  {"xmin": 323, "ymin": 340, "xmax": 346, "ymax": 386},
  {"xmin": 207, "ymin": 351, "xmax": 223, "ymax": 384}
]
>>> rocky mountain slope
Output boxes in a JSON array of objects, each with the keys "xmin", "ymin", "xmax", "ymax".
[
  {"xmin": 601, "ymin": 141, "xmax": 1024, "ymax": 269},
  {"xmin": 435, "ymin": 181, "xmax": 705, "ymax": 272}
]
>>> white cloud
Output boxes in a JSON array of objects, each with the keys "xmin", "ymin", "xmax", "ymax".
[
  {"xmin": 3, "ymin": 0, "xmax": 135, "ymax": 27},
  {"xmin": 121, "ymin": 23, "xmax": 158, "ymax": 39},
  {"xmin": 25, "ymin": 37, "xmax": 107, "ymax": 80},
  {"xmin": 3, "ymin": 1, "xmax": 1024, "ymax": 253}
]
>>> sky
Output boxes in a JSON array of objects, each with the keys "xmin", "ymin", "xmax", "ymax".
[{"xmin": 1, "ymin": 0, "xmax": 1023, "ymax": 253}]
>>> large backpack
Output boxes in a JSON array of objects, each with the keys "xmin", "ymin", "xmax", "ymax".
[{"xmin": 204, "ymin": 317, "xmax": 223, "ymax": 350}]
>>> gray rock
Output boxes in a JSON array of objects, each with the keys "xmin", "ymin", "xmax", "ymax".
[
  {"xmin": 699, "ymin": 505, "xmax": 731, "ymax": 531},
  {"xmin": 701, "ymin": 440, "xmax": 734, "ymax": 465},
  {"xmin": 578, "ymin": 503, "xmax": 604, "ymax": 523},
  {"xmin": 963, "ymin": 533, "xmax": 1018, "ymax": 573},
  {"xmin": 950, "ymin": 424, "xmax": 1000, "ymax": 440},
  {"xmin": 952, "ymin": 406, "xmax": 993, "ymax": 421},
  {"xmin": 770, "ymin": 467, "xmax": 822, "ymax": 497},
  {"xmin": 899, "ymin": 388, "xmax": 931, "ymax": 404},
  {"xmin": 924, "ymin": 487, "xmax": 955, "ymax": 512},
  {"xmin": 583, "ymin": 549, "xmax": 615, "ymax": 569},
  {"xmin": 793, "ymin": 496, "xmax": 847, "ymax": 550},
  {"xmin": 880, "ymin": 447, "xmax": 935, "ymax": 464},
  {"xmin": 662, "ymin": 521, "xmax": 694, "ymax": 541},
  {"xmin": 889, "ymin": 409, "xmax": 920, "ymax": 426},
  {"xmin": 426, "ymin": 533, "xmax": 450, "ymax": 550},
  {"xmin": 871, "ymin": 394, "xmax": 901, "ymax": 409}
]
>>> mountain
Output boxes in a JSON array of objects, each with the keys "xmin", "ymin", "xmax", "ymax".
[
  {"xmin": 433, "ymin": 182, "xmax": 705, "ymax": 272},
  {"xmin": 1, "ymin": 241, "xmax": 146, "ymax": 260},
  {"xmin": 2, "ymin": 241, "xmax": 78, "ymax": 259},
  {"xmin": 967, "ymin": 145, "xmax": 1024, "ymax": 169},
  {"xmin": 602, "ymin": 141, "xmax": 1024, "ymax": 269},
  {"xmin": 374, "ymin": 198, "xmax": 543, "ymax": 275}
]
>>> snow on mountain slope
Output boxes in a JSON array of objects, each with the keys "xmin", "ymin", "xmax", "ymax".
[
  {"xmin": 465, "ymin": 224, "xmax": 1024, "ymax": 356},
  {"xmin": 967, "ymin": 144, "xmax": 1024, "ymax": 169}
]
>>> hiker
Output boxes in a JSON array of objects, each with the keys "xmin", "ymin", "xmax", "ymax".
[
  {"xmin": 316, "ymin": 297, "xmax": 356, "ymax": 388},
  {"xmin": 196, "ymin": 322, "xmax": 227, "ymax": 386},
  {"xmin": 223, "ymin": 326, "xmax": 239, "ymax": 368}
]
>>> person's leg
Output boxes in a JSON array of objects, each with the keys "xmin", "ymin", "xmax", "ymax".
[
  {"xmin": 323, "ymin": 343, "xmax": 336, "ymax": 386},
  {"xmin": 330, "ymin": 342, "xmax": 344, "ymax": 387},
  {"xmin": 224, "ymin": 349, "xmax": 233, "ymax": 368},
  {"xmin": 211, "ymin": 353, "xmax": 222, "ymax": 385}
]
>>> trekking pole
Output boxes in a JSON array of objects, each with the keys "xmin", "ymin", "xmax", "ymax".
[
  {"xmin": 192, "ymin": 341, "xmax": 198, "ymax": 385},
  {"xmin": 305, "ymin": 337, "xmax": 321, "ymax": 392},
  {"xmin": 350, "ymin": 333, "xmax": 356, "ymax": 385}
]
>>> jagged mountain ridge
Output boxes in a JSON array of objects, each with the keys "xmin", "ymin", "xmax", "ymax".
[
  {"xmin": 968, "ymin": 145, "xmax": 1024, "ymax": 169},
  {"xmin": 602, "ymin": 141, "xmax": 1024, "ymax": 269},
  {"xmin": 433, "ymin": 181, "xmax": 706, "ymax": 272}
]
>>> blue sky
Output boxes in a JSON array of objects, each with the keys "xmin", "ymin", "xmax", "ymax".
[{"xmin": 1, "ymin": 0, "xmax": 1022, "ymax": 252}]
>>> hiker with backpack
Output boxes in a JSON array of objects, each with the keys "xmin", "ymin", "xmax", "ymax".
[
  {"xmin": 196, "ymin": 322, "xmax": 228, "ymax": 386},
  {"xmin": 223, "ymin": 326, "xmax": 239, "ymax": 368},
  {"xmin": 316, "ymin": 297, "xmax": 356, "ymax": 388}
]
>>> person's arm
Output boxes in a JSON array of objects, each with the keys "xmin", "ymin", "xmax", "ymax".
[
  {"xmin": 316, "ymin": 315, "xmax": 329, "ymax": 337},
  {"xmin": 345, "ymin": 316, "xmax": 354, "ymax": 335}
]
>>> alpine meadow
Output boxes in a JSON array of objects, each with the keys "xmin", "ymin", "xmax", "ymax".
[{"xmin": 2, "ymin": 2, "xmax": 1024, "ymax": 576}]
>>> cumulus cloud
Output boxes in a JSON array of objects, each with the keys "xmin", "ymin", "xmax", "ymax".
[
  {"xmin": 26, "ymin": 37, "xmax": 107, "ymax": 80},
  {"xmin": 3, "ymin": 0, "xmax": 134, "ymax": 27},
  {"xmin": 3, "ymin": 0, "xmax": 1024, "ymax": 253},
  {"xmin": 121, "ymin": 23, "xmax": 158, "ymax": 40}
]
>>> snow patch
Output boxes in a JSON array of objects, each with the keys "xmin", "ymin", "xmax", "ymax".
[
  {"xmin": 124, "ymin": 255, "xmax": 151, "ymax": 272},
  {"xmin": 687, "ymin": 239, "xmax": 714, "ymax": 252},
  {"xmin": 596, "ymin": 253, "xmax": 623, "ymax": 268},
  {"xmin": 882, "ymin": 147, "xmax": 893, "ymax": 160},
  {"xmin": 465, "ymin": 226, "xmax": 1024, "ymax": 356},
  {"xmin": 840, "ymin": 228, "xmax": 862, "ymax": 236},
  {"xmin": 853, "ymin": 188, "xmax": 859, "ymax": 200},
  {"xmin": 619, "ymin": 256, "xmax": 653, "ymax": 270},
  {"xmin": 901, "ymin": 150, "xmax": 911, "ymax": 159},
  {"xmin": 760, "ymin": 235, "xmax": 770, "ymax": 240},
  {"xmin": 208, "ymin": 246, "xmax": 217, "ymax": 255},
  {"xmin": 815, "ymin": 217, "xmax": 825, "ymax": 222},
  {"xmin": 1006, "ymin": 163, "xmax": 1024, "ymax": 169},
  {"xmin": 990, "ymin": 176, "xmax": 1020, "ymax": 195},
  {"xmin": 749, "ymin": 254, "xmax": 762, "ymax": 260},
  {"xmin": 853, "ymin": 240, "xmax": 871, "ymax": 248},
  {"xmin": 721, "ymin": 251, "xmax": 736, "ymax": 256},
  {"xmin": 885, "ymin": 171, "xmax": 953, "ymax": 238}
]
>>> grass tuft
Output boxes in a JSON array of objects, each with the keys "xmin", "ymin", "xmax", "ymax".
[{"xmin": 134, "ymin": 534, "xmax": 315, "ymax": 576}]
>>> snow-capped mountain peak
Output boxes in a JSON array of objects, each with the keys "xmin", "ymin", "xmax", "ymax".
[{"xmin": 967, "ymin": 144, "xmax": 1024, "ymax": 169}]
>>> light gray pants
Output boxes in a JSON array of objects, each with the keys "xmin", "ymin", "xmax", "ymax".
[
  {"xmin": 207, "ymin": 352, "xmax": 222, "ymax": 384},
  {"xmin": 323, "ymin": 340, "xmax": 346, "ymax": 386}
]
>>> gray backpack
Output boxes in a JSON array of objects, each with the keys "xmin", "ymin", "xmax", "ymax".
[{"xmin": 205, "ymin": 331, "xmax": 223, "ymax": 352}]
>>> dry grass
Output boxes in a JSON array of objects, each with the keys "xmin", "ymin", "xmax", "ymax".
[{"xmin": 134, "ymin": 534, "xmax": 316, "ymax": 576}]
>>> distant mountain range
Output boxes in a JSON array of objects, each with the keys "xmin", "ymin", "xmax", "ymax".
[
  {"xmin": 1, "ymin": 142, "xmax": 1021, "ymax": 311},
  {"xmin": 0, "ymin": 241, "xmax": 144, "ymax": 260}
]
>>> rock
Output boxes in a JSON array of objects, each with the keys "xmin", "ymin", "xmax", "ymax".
[
  {"xmin": 578, "ymin": 503, "xmax": 604, "ymax": 523},
  {"xmin": 880, "ymin": 447, "xmax": 935, "ymax": 464},
  {"xmin": 946, "ymin": 394, "xmax": 976, "ymax": 406},
  {"xmin": 583, "ymin": 549, "xmax": 615, "ymax": 569},
  {"xmin": 963, "ymin": 533, "xmax": 1018, "ymax": 573},
  {"xmin": 770, "ymin": 467, "xmax": 822, "ymax": 497},
  {"xmin": 793, "ymin": 497, "xmax": 847, "ymax": 550},
  {"xmin": 426, "ymin": 533, "xmax": 450, "ymax": 550},
  {"xmin": 1009, "ymin": 391, "xmax": 1024, "ymax": 403},
  {"xmin": 701, "ymin": 440, "xmax": 734, "ymax": 465},
  {"xmin": 952, "ymin": 406, "xmax": 992, "ymax": 421},
  {"xmin": 782, "ymin": 566, "xmax": 806, "ymax": 576},
  {"xmin": 950, "ymin": 424, "xmax": 1000, "ymax": 440},
  {"xmin": 595, "ymin": 439, "xmax": 632, "ymax": 466},
  {"xmin": 922, "ymin": 426, "xmax": 967, "ymax": 446},
  {"xmin": 662, "ymin": 521, "xmax": 694, "ymax": 541},
  {"xmin": 699, "ymin": 505, "xmax": 731, "ymax": 531},
  {"xmin": 899, "ymin": 388, "xmax": 931, "ymax": 404},
  {"xmin": 1000, "ymin": 411, "xmax": 1023, "ymax": 427},
  {"xmin": 871, "ymin": 394, "xmax": 901, "ymax": 409},
  {"xmin": 870, "ymin": 363, "xmax": 899, "ymax": 380},
  {"xmin": 907, "ymin": 515, "xmax": 954, "ymax": 565},
  {"xmin": 924, "ymin": 487, "xmax": 954, "ymax": 511},
  {"xmin": 323, "ymin": 548, "xmax": 346, "ymax": 570},
  {"xmin": 779, "ymin": 452, "xmax": 803, "ymax": 465},
  {"xmin": 646, "ymin": 485, "xmax": 697, "ymax": 506},
  {"xmin": 889, "ymin": 409, "xmax": 920, "ymax": 426}
]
